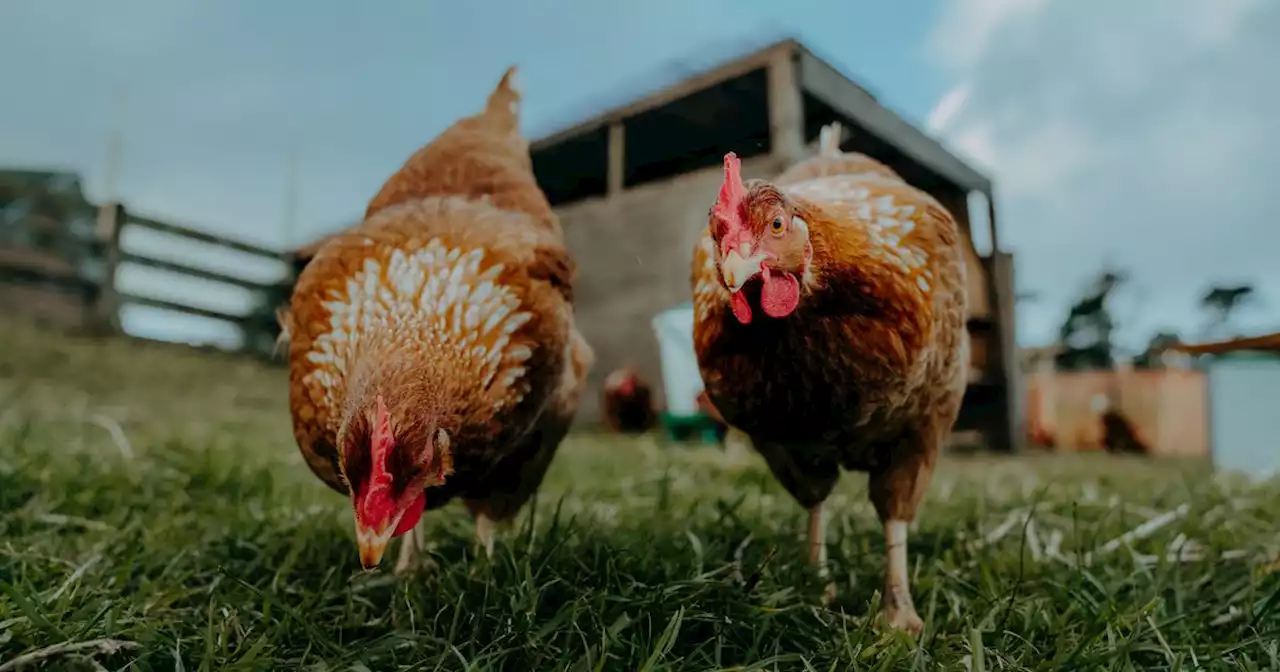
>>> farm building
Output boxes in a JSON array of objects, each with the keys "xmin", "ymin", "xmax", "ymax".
[
  {"xmin": 289, "ymin": 39, "xmax": 1020, "ymax": 451},
  {"xmin": 530, "ymin": 39, "xmax": 1019, "ymax": 450}
]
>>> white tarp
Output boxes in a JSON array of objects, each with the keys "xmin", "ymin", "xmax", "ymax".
[{"xmin": 651, "ymin": 302, "xmax": 702, "ymax": 415}]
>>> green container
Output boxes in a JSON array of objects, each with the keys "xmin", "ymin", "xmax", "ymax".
[{"xmin": 660, "ymin": 412, "xmax": 725, "ymax": 444}]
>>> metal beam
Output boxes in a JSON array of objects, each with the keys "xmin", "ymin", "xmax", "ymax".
[{"xmin": 796, "ymin": 49, "xmax": 992, "ymax": 194}]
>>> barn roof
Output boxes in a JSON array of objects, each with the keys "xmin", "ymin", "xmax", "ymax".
[{"xmin": 530, "ymin": 38, "xmax": 992, "ymax": 205}]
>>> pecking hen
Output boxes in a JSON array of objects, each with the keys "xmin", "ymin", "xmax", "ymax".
[
  {"xmin": 282, "ymin": 67, "xmax": 593, "ymax": 572},
  {"xmin": 601, "ymin": 367, "xmax": 657, "ymax": 434},
  {"xmin": 690, "ymin": 123, "xmax": 968, "ymax": 635}
]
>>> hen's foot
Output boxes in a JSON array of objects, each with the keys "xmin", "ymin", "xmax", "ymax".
[
  {"xmin": 820, "ymin": 580, "xmax": 838, "ymax": 606},
  {"xmin": 880, "ymin": 598, "xmax": 924, "ymax": 637},
  {"xmin": 879, "ymin": 519, "xmax": 924, "ymax": 637}
]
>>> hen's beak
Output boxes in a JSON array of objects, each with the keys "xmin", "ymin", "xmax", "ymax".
[
  {"xmin": 356, "ymin": 523, "xmax": 393, "ymax": 570},
  {"xmin": 721, "ymin": 247, "xmax": 768, "ymax": 292}
]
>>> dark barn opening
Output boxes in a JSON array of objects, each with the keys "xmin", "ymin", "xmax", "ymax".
[{"xmin": 623, "ymin": 69, "xmax": 772, "ymax": 189}]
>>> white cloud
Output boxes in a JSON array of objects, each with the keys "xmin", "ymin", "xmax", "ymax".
[
  {"xmin": 924, "ymin": 83, "xmax": 969, "ymax": 135},
  {"xmin": 927, "ymin": 0, "xmax": 1047, "ymax": 71},
  {"xmin": 925, "ymin": 0, "xmax": 1280, "ymax": 350}
]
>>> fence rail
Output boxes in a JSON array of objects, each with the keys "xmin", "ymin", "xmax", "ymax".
[
  {"xmin": 124, "ymin": 211, "xmax": 284, "ymax": 261},
  {"xmin": 0, "ymin": 195, "xmax": 295, "ymax": 357}
]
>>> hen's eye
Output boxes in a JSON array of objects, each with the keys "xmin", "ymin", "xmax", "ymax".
[{"xmin": 769, "ymin": 217, "xmax": 785, "ymax": 234}]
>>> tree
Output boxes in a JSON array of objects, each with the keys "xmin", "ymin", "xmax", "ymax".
[
  {"xmin": 1054, "ymin": 268, "xmax": 1128, "ymax": 371},
  {"xmin": 1200, "ymin": 284, "xmax": 1256, "ymax": 340},
  {"xmin": 1132, "ymin": 330, "xmax": 1181, "ymax": 369}
]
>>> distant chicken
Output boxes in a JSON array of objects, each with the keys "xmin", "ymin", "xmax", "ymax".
[
  {"xmin": 691, "ymin": 123, "xmax": 968, "ymax": 635},
  {"xmin": 282, "ymin": 68, "xmax": 593, "ymax": 572},
  {"xmin": 601, "ymin": 367, "xmax": 656, "ymax": 433}
]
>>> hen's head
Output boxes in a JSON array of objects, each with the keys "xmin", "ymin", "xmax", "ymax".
[
  {"xmin": 340, "ymin": 394, "xmax": 453, "ymax": 569},
  {"xmin": 603, "ymin": 367, "xmax": 641, "ymax": 398},
  {"xmin": 709, "ymin": 152, "xmax": 812, "ymax": 324}
]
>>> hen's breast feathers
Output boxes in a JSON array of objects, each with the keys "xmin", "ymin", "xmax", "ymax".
[{"xmin": 287, "ymin": 197, "xmax": 577, "ymax": 493}]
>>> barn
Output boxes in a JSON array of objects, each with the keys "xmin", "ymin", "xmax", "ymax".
[{"xmin": 531, "ymin": 39, "xmax": 1020, "ymax": 451}]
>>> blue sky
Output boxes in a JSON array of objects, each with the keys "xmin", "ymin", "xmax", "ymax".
[{"xmin": 3, "ymin": 0, "xmax": 1276, "ymax": 353}]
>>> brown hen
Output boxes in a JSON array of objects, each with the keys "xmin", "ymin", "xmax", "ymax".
[
  {"xmin": 282, "ymin": 67, "xmax": 593, "ymax": 572},
  {"xmin": 691, "ymin": 123, "xmax": 968, "ymax": 635},
  {"xmin": 601, "ymin": 367, "xmax": 657, "ymax": 434}
]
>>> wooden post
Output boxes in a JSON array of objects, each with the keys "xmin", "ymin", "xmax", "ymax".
[
  {"xmin": 964, "ymin": 186, "xmax": 1017, "ymax": 452},
  {"xmin": 89, "ymin": 202, "xmax": 125, "ymax": 334},
  {"xmin": 766, "ymin": 49, "xmax": 805, "ymax": 168},
  {"xmin": 607, "ymin": 123, "xmax": 625, "ymax": 197},
  {"xmin": 985, "ymin": 250, "xmax": 1021, "ymax": 452},
  {"xmin": 989, "ymin": 194, "xmax": 1021, "ymax": 450}
]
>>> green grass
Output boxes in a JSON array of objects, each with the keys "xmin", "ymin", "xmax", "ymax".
[{"xmin": 1, "ymin": 323, "xmax": 1278, "ymax": 671}]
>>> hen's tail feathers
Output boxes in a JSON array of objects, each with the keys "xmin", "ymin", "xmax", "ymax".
[
  {"xmin": 482, "ymin": 65, "xmax": 522, "ymax": 133},
  {"xmin": 361, "ymin": 64, "xmax": 536, "ymax": 221},
  {"xmin": 818, "ymin": 122, "xmax": 844, "ymax": 158}
]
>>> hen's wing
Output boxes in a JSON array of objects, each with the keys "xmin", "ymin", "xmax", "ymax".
[
  {"xmin": 462, "ymin": 327, "xmax": 593, "ymax": 521},
  {"xmin": 464, "ymin": 238, "xmax": 592, "ymax": 518}
]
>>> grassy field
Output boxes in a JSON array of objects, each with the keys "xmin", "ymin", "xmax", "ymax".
[{"xmin": 0, "ymin": 323, "xmax": 1278, "ymax": 671}]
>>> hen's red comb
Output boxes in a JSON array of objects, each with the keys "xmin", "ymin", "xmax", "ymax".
[{"xmin": 712, "ymin": 152, "xmax": 746, "ymax": 231}]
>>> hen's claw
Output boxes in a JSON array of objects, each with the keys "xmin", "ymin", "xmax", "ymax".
[{"xmin": 881, "ymin": 601, "xmax": 924, "ymax": 637}]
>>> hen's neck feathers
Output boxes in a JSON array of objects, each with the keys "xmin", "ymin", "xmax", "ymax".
[{"xmin": 787, "ymin": 195, "xmax": 932, "ymax": 323}]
